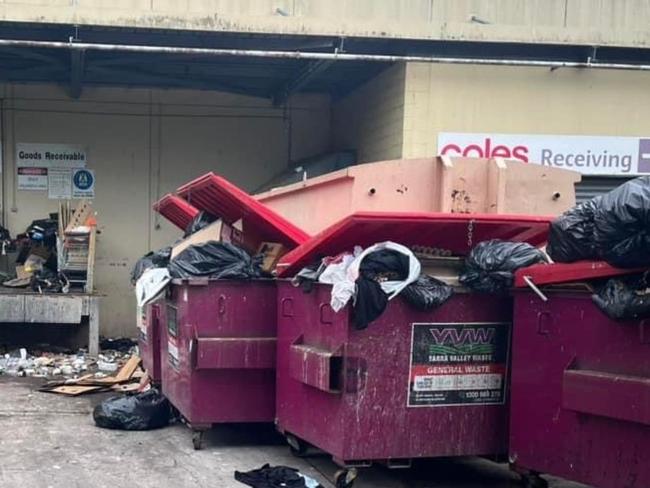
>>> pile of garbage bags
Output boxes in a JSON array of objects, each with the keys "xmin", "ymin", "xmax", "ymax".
[
  {"xmin": 294, "ymin": 242, "xmax": 454, "ymax": 329},
  {"xmin": 548, "ymin": 176, "xmax": 650, "ymax": 268}
]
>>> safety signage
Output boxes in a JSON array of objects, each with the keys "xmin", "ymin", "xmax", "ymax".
[{"xmin": 72, "ymin": 169, "xmax": 95, "ymax": 198}]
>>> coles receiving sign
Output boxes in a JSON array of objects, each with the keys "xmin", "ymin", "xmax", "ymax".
[{"xmin": 437, "ymin": 132, "xmax": 650, "ymax": 176}]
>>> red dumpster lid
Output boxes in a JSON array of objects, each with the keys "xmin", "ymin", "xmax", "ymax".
[
  {"xmin": 177, "ymin": 172, "xmax": 309, "ymax": 248},
  {"xmin": 277, "ymin": 211, "xmax": 553, "ymax": 277},
  {"xmin": 514, "ymin": 261, "xmax": 647, "ymax": 288},
  {"xmin": 153, "ymin": 194, "xmax": 200, "ymax": 231}
]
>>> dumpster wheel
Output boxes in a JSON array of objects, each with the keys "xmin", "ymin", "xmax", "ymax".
[
  {"xmin": 192, "ymin": 430, "xmax": 204, "ymax": 450},
  {"xmin": 521, "ymin": 473, "xmax": 548, "ymax": 488},
  {"xmin": 334, "ymin": 468, "xmax": 358, "ymax": 488},
  {"xmin": 286, "ymin": 434, "xmax": 309, "ymax": 457}
]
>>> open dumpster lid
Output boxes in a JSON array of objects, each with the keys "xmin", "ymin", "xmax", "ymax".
[
  {"xmin": 277, "ymin": 211, "xmax": 553, "ymax": 277},
  {"xmin": 514, "ymin": 261, "xmax": 648, "ymax": 288},
  {"xmin": 177, "ymin": 172, "xmax": 310, "ymax": 248},
  {"xmin": 153, "ymin": 194, "xmax": 200, "ymax": 231}
]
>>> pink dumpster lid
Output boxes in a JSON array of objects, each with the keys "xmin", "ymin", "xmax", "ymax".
[
  {"xmin": 277, "ymin": 211, "xmax": 553, "ymax": 277},
  {"xmin": 514, "ymin": 261, "xmax": 648, "ymax": 288},
  {"xmin": 153, "ymin": 194, "xmax": 200, "ymax": 231},
  {"xmin": 176, "ymin": 172, "xmax": 309, "ymax": 248}
]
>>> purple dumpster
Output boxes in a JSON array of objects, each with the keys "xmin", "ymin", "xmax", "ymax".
[
  {"xmin": 161, "ymin": 279, "xmax": 277, "ymax": 449},
  {"xmin": 510, "ymin": 263, "xmax": 650, "ymax": 488},
  {"xmin": 139, "ymin": 301, "xmax": 164, "ymax": 385},
  {"xmin": 276, "ymin": 281, "xmax": 512, "ymax": 484}
]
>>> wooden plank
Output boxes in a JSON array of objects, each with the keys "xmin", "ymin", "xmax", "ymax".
[
  {"xmin": 85, "ymin": 226, "xmax": 96, "ymax": 293},
  {"xmin": 44, "ymin": 385, "xmax": 104, "ymax": 396},
  {"xmin": 115, "ymin": 355, "xmax": 141, "ymax": 382},
  {"xmin": 24, "ymin": 295, "xmax": 83, "ymax": 323},
  {"xmin": 0, "ymin": 295, "xmax": 25, "ymax": 322},
  {"xmin": 65, "ymin": 200, "xmax": 92, "ymax": 232}
]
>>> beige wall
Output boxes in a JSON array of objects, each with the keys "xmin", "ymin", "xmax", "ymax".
[
  {"xmin": 402, "ymin": 62, "xmax": 650, "ymax": 158},
  {"xmin": 1, "ymin": 84, "xmax": 330, "ymax": 337},
  {"xmin": 332, "ymin": 64, "xmax": 406, "ymax": 163},
  {"xmin": 0, "ymin": 0, "xmax": 647, "ymax": 48}
]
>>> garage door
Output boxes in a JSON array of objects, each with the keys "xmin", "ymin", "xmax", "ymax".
[{"xmin": 575, "ymin": 176, "xmax": 635, "ymax": 203}]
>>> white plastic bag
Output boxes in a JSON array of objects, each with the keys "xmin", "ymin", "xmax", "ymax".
[{"xmin": 135, "ymin": 268, "xmax": 171, "ymax": 307}]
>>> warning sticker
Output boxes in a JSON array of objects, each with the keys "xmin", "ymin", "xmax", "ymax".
[
  {"xmin": 407, "ymin": 322, "xmax": 510, "ymax": 407},
  {"xmin": 167, "ymin": 305, "xmax": 180, "ymax": 371}
]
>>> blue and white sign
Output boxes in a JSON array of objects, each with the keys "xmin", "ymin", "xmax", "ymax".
[{"xmin": 72, "ymin": 168, "xmax": 95, "ymax": 198}]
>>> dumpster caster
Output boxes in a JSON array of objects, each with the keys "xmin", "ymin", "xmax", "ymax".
[
  {"xmin": 192, "ymin": 430, "xmax": 204, "ymax": 450},
  {"xmin": 334, "ymin": 468, "xmax": 358, "ymax": 488},
  {"xmin": 286, "ymin": 434, "xmax": 308, "ymax": 457},
  {"xmin": 521, "ymin": 473, "xmax": 548, "ymax": 488}
]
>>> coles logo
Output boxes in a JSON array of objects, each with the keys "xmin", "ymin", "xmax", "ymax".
[{"xmin": 439, "ymin": 137, "xmax": 529, "ymax": 162}]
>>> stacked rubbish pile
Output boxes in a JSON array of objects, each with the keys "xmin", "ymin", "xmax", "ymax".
[
  {"xmin": 0, "ymin": 200, "xmax": 97, "ymax": 293},
  {"xmin": 543, "ymin": 175, "xmax": 650, "ymax": 319}
]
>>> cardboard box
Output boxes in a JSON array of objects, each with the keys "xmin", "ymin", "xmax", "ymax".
[
  {"xmin": 171, "ymin": 220, "xmax": 243, "ymax": 259},
  {"xmin": 257, "ymin": 242, "xmax": 288, "ymax": 274}
]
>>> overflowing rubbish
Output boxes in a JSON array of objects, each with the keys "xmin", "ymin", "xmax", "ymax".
[
  {"xmin": 167, "ymin": 241, "xmax": 263, "ymax": 280},
  {"xmin": 135, "ymin": 267, "xmax": 171, "ymax": 307},
  {"xmin": 93, "ymin": 388, "xmax": 171, "ymax": 430},
  {"xmin": 547, "ymin": 198, "xmax": 601, "ymax": 263},
  {"xmin": 184, "ymin": 210, "xmax": 216, "ymax": 237},
  {"xmin": 131, "ymin": 247, "xmax": 171, "ymax": 284},
  {"xmin": 592, "ymin": 275, "xmax": 650, "ymax": 320},
  {"xmin": 548, "ymin": 176, "xmax": 650, "ymax": 268},
  {"xmin": 401, "ymin": 274, "xmax": 454, "ymax": 311},
  {"xmin": 235, "ymin": 464, "xmax": 323, "ymax": 488},
  {"xmin": 460, "ymin": 240, "xmax": 547, "ymax": 293}
]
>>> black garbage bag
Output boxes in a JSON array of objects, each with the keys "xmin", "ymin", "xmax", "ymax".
[
  {"xmin": 460, "ymin": 240, "xmax": 547, "ymax": 293},
  {"xmin": 351, "ymin": 249, "xmax": 412, "ymax": 329},
  {"xmin": 593, "ymin": 176, "xmax": 650, "ymax": 268},
  {"xmin": 402, "ymin": 274, "xmax": 454, "ymax": 311},
  {"xmin": 592, "ymin": 275, "xmax": 650, "ymax": 320},
  {"xmin": 353, "ymin": 278, "xmax": 388, "ymax": 330},
  {"xmin": 184, "ymin": 211, "xmax": 216, "ymax": 238},
  {"xmin": 131, "ymin": 247, "xmax": 171, "ymax": 284},
  {"xmin": 93, "ymin": 389, "xmax": 171, "ymax": 431},
  {"xmin": 167, "ymin": 241, "xmax": 263, "ymax": 280},
  {"xmin": 547, "ymin": 197, "xmax": 601, "ymax": 263},
  {"xmin": 26, "ymin": 216, "xmax": 59, "ymax": 249}
]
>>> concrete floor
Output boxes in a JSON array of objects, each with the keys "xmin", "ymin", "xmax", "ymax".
[{"xmin": 0, "ymin": 377, "xmax": 591, "ymax": 488}]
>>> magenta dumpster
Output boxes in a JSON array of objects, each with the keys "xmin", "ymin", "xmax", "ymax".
[
  {"xmin": 161, "ymin": 279, "xmax": 277, "ymax": 449},
  {"xmin": 139, "ymin": 301, "xmax": 164, "ymax": 385},
  {"xmin": 276, "ymin": 281, "xmax": 512, "ymax": 482},
  {"xmin": 510, "ymin": 263, "xmax": 650, "ymax": 488}
]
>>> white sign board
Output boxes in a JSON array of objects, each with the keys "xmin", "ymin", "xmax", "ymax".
[
  {"xmin": 16, "ymin": 143, "xmax": 86, "ymax": 168},
  {"xmin": 437, "ymin": 133, "xmax": 650, "ymax": 176},
  {"xmin": 17, "ymin": 167, "xmax": 48, "ymax": 191},
  {"xmin": 48, "ymin": 167, "xmax": 72, "ymax": 199},
  {"xmin": 72, "ymin": 168, "xmax": 95, "ymax": 198}
]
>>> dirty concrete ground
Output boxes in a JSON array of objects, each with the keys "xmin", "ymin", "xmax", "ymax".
[{"xmin": 0, "ymin": 377, "xmax": 591, "ymax": 488}]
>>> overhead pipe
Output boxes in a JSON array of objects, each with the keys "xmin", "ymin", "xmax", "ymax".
[{"xmin": 0, "ymin": 38, "xmax": 647, "ymax": 71}]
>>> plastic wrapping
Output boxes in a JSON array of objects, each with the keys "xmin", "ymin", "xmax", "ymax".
[
  {"xmin": 183, "ymin": 210, "xmax": 216, "ymax": 238},
  {"xmin": 402, "ymin": 274, "xmax": 454, "ymax": 311},
  {"xmin": 592, "ymin": 276, "xmax": 650, "ymax": 320},
  {"xmin": 460, "ymin": 240, "xmax": 547, "ymax": 293},
  {"xmin": 546, "ymin": 198, "xmax": 600, "ymax": 262},
  {"xmin": 167, "ymin": 241, "xmax": 263, "ymax": 280},
  {"xmin": 93, "ymin": 389, "xmax": 171, "ymax": 430},
  {"xmin": 130, "ymin": 247, "xmax": 171, "ymax": 284},
  {"xmin": 593, "ymin": 176, "xmax": 650, "ymax": 268}
]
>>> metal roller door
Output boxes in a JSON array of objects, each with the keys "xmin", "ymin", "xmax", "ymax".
[{"xmin": 575, "ymin": 176, "xmax": 635, "ymax": 203}]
